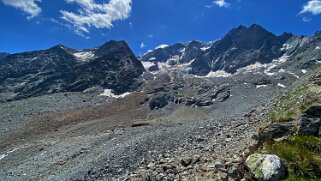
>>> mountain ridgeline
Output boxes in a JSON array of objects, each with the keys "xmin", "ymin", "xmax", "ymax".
[
  {"xmin": 141, "ymin": 24, "xmax": 300, "ymax": 75},
  {"xmin": 1, "ymin": 24, "xmax": 321, "ymax": 101},
  {"xmin": 0, "ymin": 41, "xmax": 144, "ymax": 101}
]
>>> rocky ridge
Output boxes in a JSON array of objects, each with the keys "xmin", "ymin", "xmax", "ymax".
[{"xmin": 0, "ymin": 41, "xmax": 144, "ymax": 101}]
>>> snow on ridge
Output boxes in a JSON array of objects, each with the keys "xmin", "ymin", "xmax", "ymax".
[
  {"xmin": 205, "ymin": 70, "xmax": 232, "ymax": 78},
  {"xmin": 235, "ymin": 55, "xmax": 289, "ymax": 76},
  {"xmin": 100, "ymin": 89, "xmax": 131, "ymax": 98},
  {"xmin": 141, "ymin": 61, "xmax": 155, "ymax": 70},
  {"xmin": 73, "ymin": 51, "xmax": 95, "ymax": 61},
  {"xmin": 237, "ymin": 62, "xmax": 267, "ymax": 73},
  {"xmin": 280, "ymin": 43, "xmax": 292, "ymax": 51},
  {"xmin": 200, "ymin": 46, "xmax": 211, "ymax": 51},
  {"xmin": 149, "ymin": 57, "xmax": 156, "ymax": 61},
  {"xmin": 155, "ymin": 44, "xmax": 169, "ymax": 49},
  {"xmin": 143, "ymin": 49, "xmax": 153, "ymax": 56}
]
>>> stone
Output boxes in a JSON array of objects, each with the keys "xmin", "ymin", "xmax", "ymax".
[
  {"xmin": 214, "ymin": 162, "xmax": 225, "ymax": 169},
  {"xmin": 246, "ymin": 154, "xmax": 286, "ymax": 181},
  {"xmin": 181, "ymin": 158, "xmax": 193, "ymax": 167},
  {"xmin": 297, "ymin": 107, "xmax": 321, "ymax": 136},
  {"xmin": 297, "ymin": 115, "xmax": 321, "ymax": 136},
  {"xmin": 258, "ymin": 122, "xmax": 295, "ymax": 141},
  {"xmin": 227, "ymin": 165, "xmax": 242, "ymax": 179},
  {"xmin": 147, "ymin": 163, "xmax": 155, "ymax": 169}
]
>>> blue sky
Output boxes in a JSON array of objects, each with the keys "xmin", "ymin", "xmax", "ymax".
[{"xmin": 1, "ymin": 0, "xmax": 321, "ymax": 56}]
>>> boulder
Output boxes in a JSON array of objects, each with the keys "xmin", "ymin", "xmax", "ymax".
[
  {"xmin": 297, "ymin": 106, "xmax": 321, "ymax": 136},
  {"xmin": 246, "ymin": 154, "xmax": 286, "ymax": 181},
  {"xmin": 258, "ymin": 122, "xmax": 296, "ymax": 141},
  {"xmin": 297, "ymin": 115, "xmax": 321, "ymax": 136}
]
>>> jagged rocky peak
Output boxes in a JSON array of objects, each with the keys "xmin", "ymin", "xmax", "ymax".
[
  {"xmin": 0, "ymin": 40, "xmax": 145, "ymax": 101},
  {"xmin": 213, "ymin": 24, "xmax": 283, "ymax": 51},
  {"xmin": 142, "ymin": 43, "xmax": 185, "ymax": 62},
  {"xmin": 141, "ymin": 24, "xmax": 295, "ymax": 75},
  {"xmin": 94, "ymin": 40, "xmax": 130, "ymax": 57}
]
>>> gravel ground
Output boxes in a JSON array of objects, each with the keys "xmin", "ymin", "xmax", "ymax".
[{"xmin": 0, "ymin": 73, "xmax": 292, "ymax": 181}]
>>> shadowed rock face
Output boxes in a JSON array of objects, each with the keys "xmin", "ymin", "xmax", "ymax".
[
  {"xmin": 0, "ymin": 41, "xmax": 145, "ymax": 101},
  {"xmin": 207, "ymin": 24, "xmax": 291, "ymax": 74}
]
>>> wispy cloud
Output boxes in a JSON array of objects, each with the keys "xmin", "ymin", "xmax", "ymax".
[
  {"xmin": 60, "ymin": 0, "xmax": 132, "ymax": 36},
  {"xmin": 214, "ymin": 0, "xmax": 230, "ymax": 8},
  {"xmin": 2, "ymin": 0, "xmax": 42, "ymax": 19},
  {"xmin": 206, "ymin": 0, "xmax": 230, "ymax": 9},
  {"xmin": 299, "ymin": 0, "xmax": 321, "ymax": 15},
  {"xmin": 302, "ymin": 16, "xmax": 312, "ymax": 22},
  {"xmin": 140, "ymin": 42, "xmax": 145, "ymax": 49}
]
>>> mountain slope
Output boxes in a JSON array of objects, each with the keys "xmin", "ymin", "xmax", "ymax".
[{"xmin": 0, "ymin": 41, "xmax": 145, "ymax": 101}]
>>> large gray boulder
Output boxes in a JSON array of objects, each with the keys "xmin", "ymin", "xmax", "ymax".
[
  {"xmin": 297, "ymin": 106, "xmax": 321, "ymax": 136},
  {"xmin": 246, "ymin": 154, "xmax": 287, "ymax": 181}
]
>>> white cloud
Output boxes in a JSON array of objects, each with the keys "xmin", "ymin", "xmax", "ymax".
[
  {"xmin": 214, "ymin": 0, "xmax": 230, "ymax": 8},
  {"xmin": 60, "ymin": 0, "xmax": 132, "ymax": 35},
  {"xmin": 2, "ymin": 0, "xmax": 42, "ymax": 19},
  {"xmin": 300, "ymin": 0, "xmax": 321, "ymax": 15},
  {"xmin": 140, "ymin": 42, "xmax": 145, "ymax": 49}
]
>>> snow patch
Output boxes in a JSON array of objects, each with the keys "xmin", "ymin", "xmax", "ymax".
[
  {"xmin": 206, "ymin": 70, "xmax": 232, "ymax": 78},
  {"xmin": 280, "ymin": 44, "xmax": 292, "ymax": 51},
  {"xmin": 238, "ymin": 62, "xmax": 269, "ymax": 74},
  {"xmin": 141, "ymin": 61, "xmax": 155, "ymax": 70},
  {"xmin": 256, "ymin": 85, "xmax": 267, "ymax": 88},
  {"xmin": 288, "ymin": 71, "xmax": 300, "ymax": 79},
  {"xmin": 149, "ymin": 57, "xmax": 156, "ymax": 61},
  {"xmin": 100, "ymin": 89, "xmax": 131, "ymax": 98},
  {"xmin": 155, "ymin": 44, "xmax": 169, "ymax": 49},
  {"xmin": 277, "ymin": 83, "xmax": 286, "ymax": 88},
  {"xmin": 73, "ymin": 51, "xmax": 95, "ymax": 61},
  {"xmin": 302, "ymin": 69, "xmax": 307, "ymax": 74},
  {"xmin": 143, "ymin": 49, "xmax": 153, "ymax": 56},
  {"xmin": 200, "ymin": 46, "xmax": 211, "ymax": 51},
  {"xmin": 0, "ymin": 148, "xmax": 18, "ymax": 161},
  {"xmin": 0, "ymin": 154, "xmax": 5, "ymax": 161},
  {"xmin": 315, "ymin": 46, "xmax": 320, "ymax": 50},
  {"xmin": 179, "ymin": 48, "xmax": 186, "ymax": 53}
]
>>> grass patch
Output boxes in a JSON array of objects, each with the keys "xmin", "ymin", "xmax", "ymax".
[
  {"xmin": 265, "ymin": 135, "xmax": 321, "ymax": 178},
  {"xmin": 269, "ymin": 84, "xmax": 321, "ymax": 123}
]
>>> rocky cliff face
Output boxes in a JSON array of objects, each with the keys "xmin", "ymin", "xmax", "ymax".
[{"xmin": 0, "ymin": 41, "xmax": 145, "ymax": 101}]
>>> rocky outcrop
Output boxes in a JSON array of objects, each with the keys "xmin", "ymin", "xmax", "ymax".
[
  {"xmin": 0, "ymin": 41, "xmax": 145, "ymax": 101},
  {"xmin": 258, "ymin": 122, "xmax": 296, "ymax": 142},
  {"xmin": 297, "ymin": 106, "xmax": 321, "ymax": 136},
  {"xmin": 246, "ymin": 154, "xmax": 287, "ymax": 181}
]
